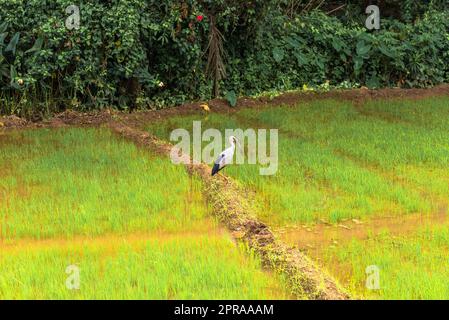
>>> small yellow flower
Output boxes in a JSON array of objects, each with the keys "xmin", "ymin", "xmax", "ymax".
[
  {"xmin": 200, "ymin": 104, "xmax": 210, "ymax": 112},
  {"xmin": 17, "ymin": 79, "xmax": 24, "ymax": 86}
]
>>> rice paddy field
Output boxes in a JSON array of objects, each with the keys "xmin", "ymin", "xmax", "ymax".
[
  {"xmin": 146, "ymin": 96, "xmax": 449, "ymax": 300},
  {"xmin": 0, "ymin": 128, "xmax": 289, "ymax": 299},
  {"xmin": 1, "ymin": 94, "xmax": 448, "ymax": 300}
]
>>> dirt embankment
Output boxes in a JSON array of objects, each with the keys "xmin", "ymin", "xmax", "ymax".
[
  {"xmin": 109, "ymin": 120, "xmax": 350, "ymax": 300},
  {"xmin": 3, "ymin": 84, "xmax": 449, "ymax": 130},
  {"xmin": 0, "ymin": 115, "xmax": 28, "ymax": 128}
]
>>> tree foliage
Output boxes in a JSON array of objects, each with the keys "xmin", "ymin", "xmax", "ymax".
[{"xmin": 0, "ymin": 0, "xmax": 448, "ymax": 117}]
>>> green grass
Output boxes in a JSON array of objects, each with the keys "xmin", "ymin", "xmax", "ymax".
[
  {"xmin": 147, "ymin": 97, "xmax": 449, "ymax": 224},
  {"xmin": 235, "ymin": 99, "xmax": 448, "ymax": 223},
  {"xmin": 362, "ymin": 96, "xmax": 449, "ymax": 131},
  {"xmin": 323, "ymin": 225, "xmax": 449, "ymax": 300},
  {"xmin": 0, "ymin": 128, "xmax": 289, "ymax": 299},
  {"xmin": 0, "ymin": 235, "xmax": 287, "ymax": 299},
  {"xmin": 145, "ymin": 96, "xmax": 449, "ymax": 300},
  {"xmin": 0, "ymin": 128, "xmax": 208, "ymax": 239},
  {"xmin": 3, "ymin": 94, "xmax": 446, "ymax": 300}
]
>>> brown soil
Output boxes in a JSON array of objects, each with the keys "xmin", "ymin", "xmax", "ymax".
[
  {"xmin": 3, "ymin": 85, "xmax": 449, "ymax": 130},
  {"xmin": 0, "ymin": 115, "xmax": 28, "ymax": 128},
  {"xmin": 0, "ymin": 109, "xmax": 115, "ymax": 130}
]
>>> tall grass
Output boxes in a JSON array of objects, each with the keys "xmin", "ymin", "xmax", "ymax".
[
  {"xmin": 0, "ymin": 128, "xmax": 209, "ymax": 239},
  {"xmin": 323, "ymin": 225, "xmax": 449, "ymax": 299},
  {"xmin": 147, "ymin": 97, "xmax": 449, "ymax": 224},
  {"xmin": 145, "ymin": 96, "xmax": 449, "ymax": 300},
  {"xmin": 0, "ymin": 235, "xmax": 288, "ymax": 299},
  {"xmin": 0, "ymin": 128, "xmax": 289, "ymax": 299}
]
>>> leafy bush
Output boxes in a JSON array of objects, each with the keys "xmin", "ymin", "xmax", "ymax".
[
  {"xmin": 0, "ymin": 1, "xmax": 448, "ymax": 117},
  {"xmin": 224, "ymin": 8, "xmax": 449, "ymax": 94}
]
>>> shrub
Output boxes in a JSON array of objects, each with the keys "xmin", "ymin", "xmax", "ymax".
[{"xmin": 0, "ymin": 1, "xmax": 448, "ymax": 117}]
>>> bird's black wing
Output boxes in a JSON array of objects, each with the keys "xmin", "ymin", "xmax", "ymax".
[{"xmin": 211, "ymin": 153, "xmax": 225, "ymax": 176}]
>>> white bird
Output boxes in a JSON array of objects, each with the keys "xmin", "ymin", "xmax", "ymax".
[{"xmin": 212, "ymin": 136, "xmax": 240, "ymax": 176}]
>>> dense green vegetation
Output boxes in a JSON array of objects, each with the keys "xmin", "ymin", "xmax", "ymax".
[
  {"xmin": 0, "ymin": 128, "xmax": 289, "ymax": 299},
  {"xmin": 1, "ymin": 1, "xmax": 448, "ymax": 117}
]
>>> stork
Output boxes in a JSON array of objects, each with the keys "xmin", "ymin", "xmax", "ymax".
[{"xmin": 211, "ymin": 136, "xmax": 240, "ymax": 176}]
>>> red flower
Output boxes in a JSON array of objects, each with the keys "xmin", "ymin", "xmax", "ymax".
[{"xmin": 196, "ymin": 15, "xmax": 204, "ymax": 22}]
